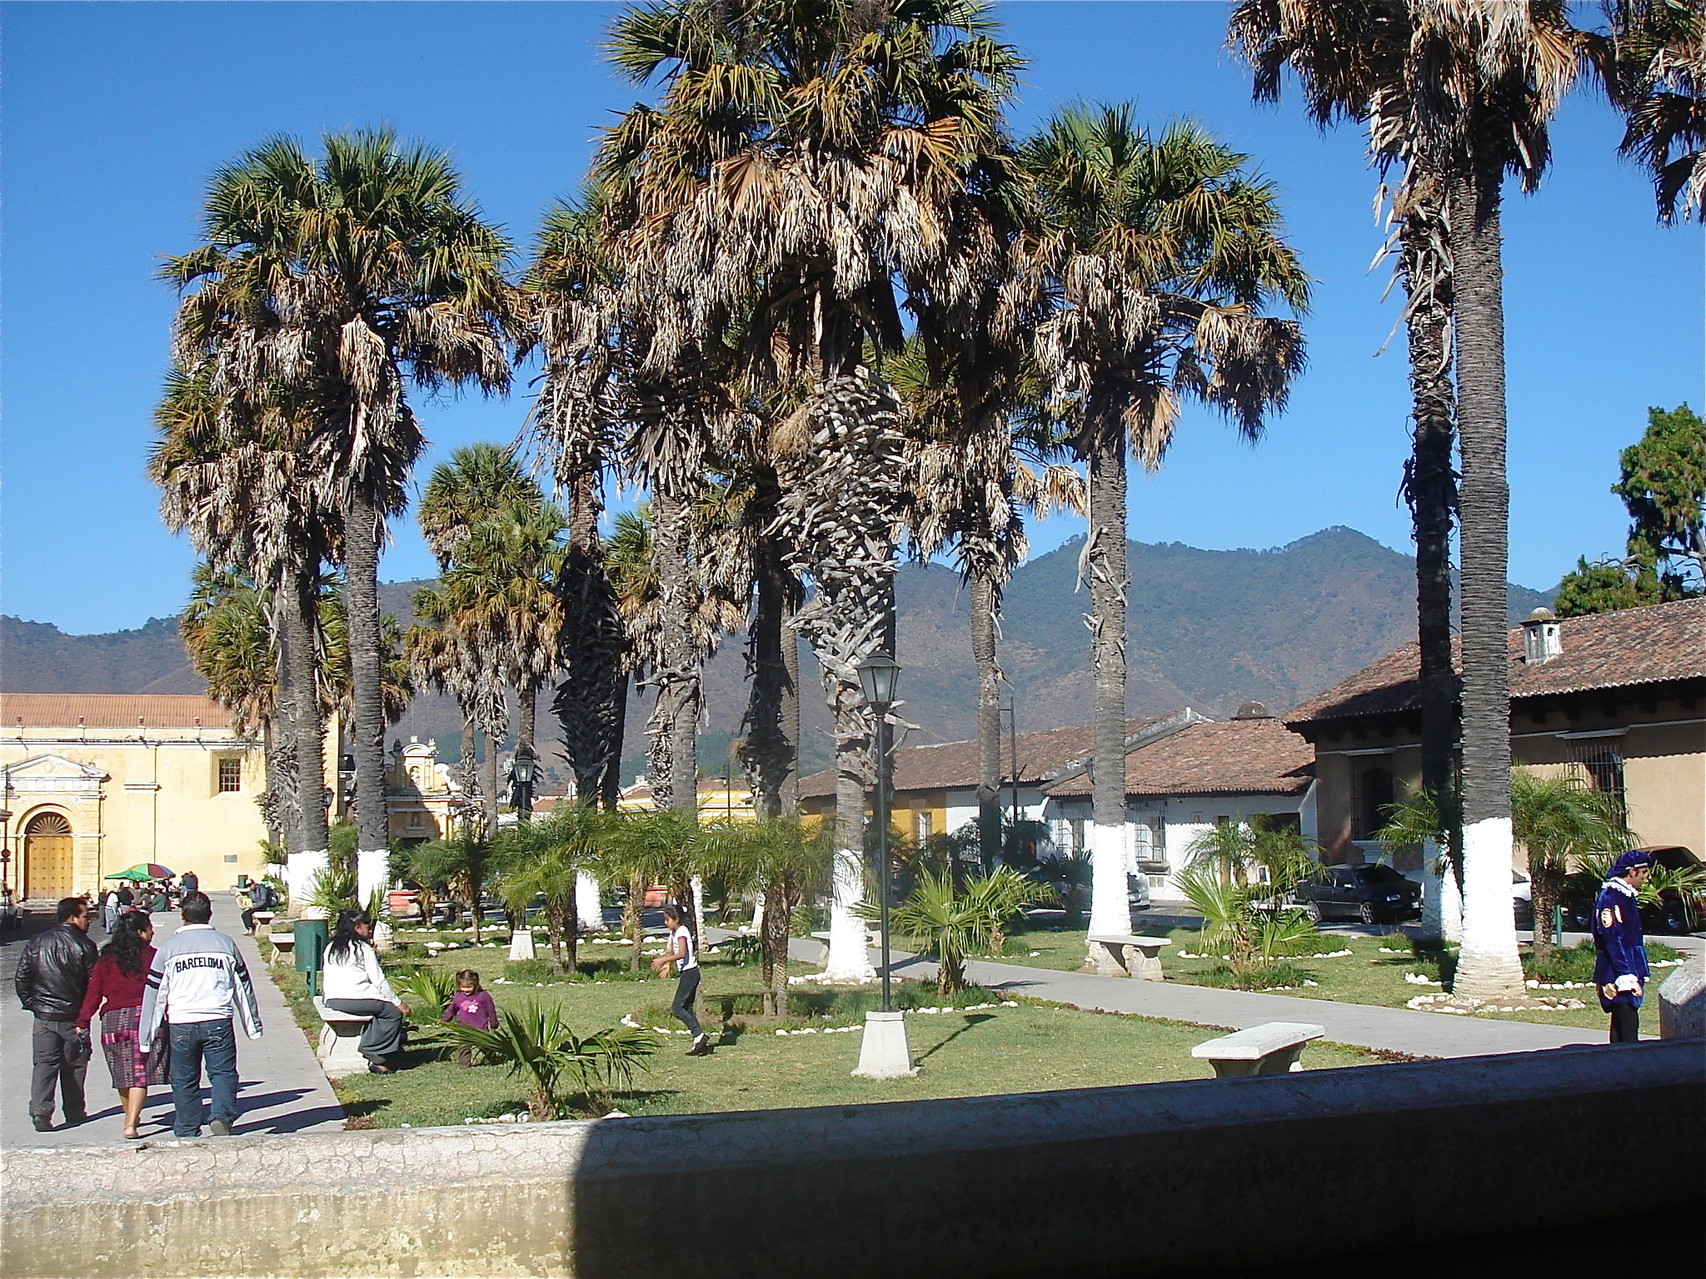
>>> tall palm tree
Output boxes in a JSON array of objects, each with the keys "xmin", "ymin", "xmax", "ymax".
[
  {"xmin": 598, "ymin": 0, "xmax": 1023, "ymax": 982},
  {"xmin": 1602, "ymin": 0, "xmax": 1706, "ymax": 223},
  {"xmin": 1008, "ymin": 104, "xmax": 1308, "ymax": 967},
  {"xmin": 164, "ymin": 129, "xmax": 514, "ymax": 915},
  {"xmin": 150, "ymin": 363, "xmax": 338, "ymax": 894},
  {"xmin": 524, "ymin": 196, "xmax": 632, "ymax": 810},
  {"xmin": 1230, "ymin": 0, "xmax": 1465, "ymax": 927},
  {"xmin": 895, "ymin": 338, "xmax": 1086, "ymax": 871}
]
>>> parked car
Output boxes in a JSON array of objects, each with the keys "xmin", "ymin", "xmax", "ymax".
[
  {"xmin": 1292, "ymin": 863, "xmax": 1422, "ymax": 924},
  {"xmin": 1029, "ymin": 859, "xmax": 1151, "ymax": 914}
]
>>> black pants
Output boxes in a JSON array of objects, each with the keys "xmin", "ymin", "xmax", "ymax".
[
  {"xmin": 325, "ymin": 999, "xmax": 406, "ymax": 1062},
  {"xmin": 671, "ymin": 968, "xmax": 702, "ymax": 1038},
  {"xmin": 30, "ymin": 1019, "xmax": 89, "ymax": 1122},
  {"xmin": 1608, "ymin": 1002, "xmax": 1640, "ymax": 1043}
]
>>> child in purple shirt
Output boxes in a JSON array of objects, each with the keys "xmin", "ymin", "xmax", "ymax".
[{"xmin": 443, "ymin": 970, "xmax": 497, "ymax": 1066}]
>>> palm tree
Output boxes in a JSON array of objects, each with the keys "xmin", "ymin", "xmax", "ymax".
[
  {"xmin": 701, "ymin": 816, "xmax": 835, "ymax": 1015},
  {"xmin": 1511, "ymin": 767, "xmax": 1636, "ymax": 964},
  {"xmin": 491, "ymin": 803, "xmax": 609, "ymax": 974},
  {"xmin": 1008, "ymin": 104, "xmax": 1308, "ymax": 968},
  {"xmin": 150, "ymin": 364, "xmax": 338, "ymax": 895},
  {"xmin": 598, "ymin": 0, "xmax": 1023, "ymax": 983},
  {"xmin": 164, "ymin": 129, "xmax": 514, "ymax": 918},
  {"xmin": 1602, "ymin": 0, "xmax": 1706, "ymax": 223},
  {"xmin": 895, "ymin": 338, "xmax": 1085, "ymax": 871},
  {"xmin": 1230, "ymin": 0, "xmax": 1465, "ymax": 932},
  {"xmin": 603, "ymin": 807, "xmax": 705, "ymax": 975}
]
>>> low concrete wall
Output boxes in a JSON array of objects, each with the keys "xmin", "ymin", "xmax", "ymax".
[{"xmin": 4, "ymin": 1041, "xmax": 1701, "ymax": 1279}]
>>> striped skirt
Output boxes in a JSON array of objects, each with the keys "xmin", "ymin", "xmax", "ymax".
[{"xmin": 99, "ymin": 1005, "xmax": 168, "ymax": 1090}]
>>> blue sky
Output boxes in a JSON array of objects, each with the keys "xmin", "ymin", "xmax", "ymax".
[{"xmin": 2, "ymin": 1, "xmax": 1700, "ymax": 636}]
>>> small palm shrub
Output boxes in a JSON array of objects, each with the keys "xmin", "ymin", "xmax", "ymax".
[
  {"xmin": 305, "ymin": 864, "xmax": 358, "ymax": 916},
  {"xmin": 440, "ymin": 1004, "xmax": 658, "ymax": 1119},
  {"xmin": 967, "ymin": 866, "xmax": 1055, "ymax": 955},
  {"xmin": 1179, "ymin": 866, "xmax": 1321, "ymax": 978},
  {"xmin": 889, "ymin": 871, "xmax": 989, "ymax": 996},
  {"xmin": 395, "ymin": 966, "xmax": 458, "ymax": 1022}
]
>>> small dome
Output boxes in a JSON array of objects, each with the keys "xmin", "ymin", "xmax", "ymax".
[
  {"xmin": 1232, "ymin": 701, "xmax": 1272, "ymax": 720},
  {"xmin": 1526, "ymin": 607, "xmax": 1556, "ymax": 622}
]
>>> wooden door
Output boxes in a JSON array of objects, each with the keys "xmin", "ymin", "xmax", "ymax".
[{"xmin": 23, "ymin": 812, "xmax": 74, "ymax": 898}]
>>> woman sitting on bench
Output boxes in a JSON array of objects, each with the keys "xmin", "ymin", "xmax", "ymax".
[{"xmin": 321, "ymin": 910, "xmax": 411, "ymax": 1074}]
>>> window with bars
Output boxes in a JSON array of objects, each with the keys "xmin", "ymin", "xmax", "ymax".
[
  {"xmin": 1567, "ymin": 738, "xmax": 1626, "ymax": 814},
  {"xmin": 217, "ymin": 758, "xmax": 242, "ymax": 793},
  {"xmin": 1351, "ymin": 765, "xmax": 1394, "ymax": 841}
]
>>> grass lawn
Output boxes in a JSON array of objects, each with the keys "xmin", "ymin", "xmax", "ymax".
[
  {"xmin": 969, "ymin": 921, "xmax": 1685, "ymax": 1032},
  {"xmin": 260, "ymin": 931, "xmax": 1381, "ymax": 1130}
]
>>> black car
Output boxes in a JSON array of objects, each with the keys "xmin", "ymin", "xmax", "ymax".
[{"xmin": 1292, "ymin": 864, "xmax": 1422, "ymax": 924}]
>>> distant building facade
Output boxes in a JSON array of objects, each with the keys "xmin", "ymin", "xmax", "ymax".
[
  {"xmin": 1285, "ymin": 600, "xmax": 1706, "ymax": 870},
  {"xmin": 0, "ymin": 693, "xmax": 270, "ymax": 899}
]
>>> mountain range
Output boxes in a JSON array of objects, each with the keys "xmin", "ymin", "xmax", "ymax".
[{"xmin": 1, "ymin": 526, "xmax": 1552, "ymax": 784}]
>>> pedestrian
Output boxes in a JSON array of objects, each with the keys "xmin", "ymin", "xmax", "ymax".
[
  {"xmin": 442, "ymin": 969, "xmax": 497, "ymax": 1066},
  {"xmin": 1592, "ymin": 849, "xmax": 1654, "ymax": 1044},
  {"xmin": 138, "ymin": 891, "xmax": 263, "ymax": 1138},
  {"xmin": 75, "ymin": 911, "xmax": 168, "ymax": 1139},
  {"xmin": 241, "ymin": 878, "xmax": 275, "ymax": 936},
  {"xmin": 321, "ymin": 909, "xmax": 411, "ymax": 1074},
  {"xmin": 179, "ymin": 870, "xmax": 199, "ymax": 896},
  {"xmin": 650, "ymin": 902, "xmax": 710, "ymax": 1056},
  {"xmin": 116, "ymin": 884, "xmax": 135, "ymax": 912},
  {"xmin": 13, "ymin": 896, "xmax": 98, "ymax": 1131},
  {"xmin": 100, "ymin": 889, "xmax": 119, "ymax": 934}
]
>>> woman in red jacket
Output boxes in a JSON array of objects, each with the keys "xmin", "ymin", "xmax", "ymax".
[{"xmin": 75, "ymin": 911, "xmax": 166, "ymax": 1138}]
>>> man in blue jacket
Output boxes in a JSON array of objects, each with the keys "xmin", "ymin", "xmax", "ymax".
[{"xmin": 1592, "ymin": 850, "xmax": 1653, "ymax": 1044}]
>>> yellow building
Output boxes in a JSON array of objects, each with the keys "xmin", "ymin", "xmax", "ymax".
[{"xmin": 0, "ymin": 693, "xmax": 270, "ymax": 900}]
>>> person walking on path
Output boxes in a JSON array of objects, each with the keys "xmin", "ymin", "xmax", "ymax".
[
  {"xmin": 139, "ymin": 891, "xmax": 263, "ymax": 1137},
  {"xmin": 442, "ymin": 969, "xmax": 497, "ymax": 1067},
  {"xmin": 99, "ymin": 890, "xmax": 118, "ymax": 934},
  {"xmin": 179, "ymin": 870, "xmax": 199, "ymax": 897},
  {"xmin": 321, "ymin": 909, "xmax": 411, "ymax": 1074},
  {"xmin": 75, "ymin": 911, "xmax": 167, "ymax": 1139},
  {"xmin": 13, "ymin": 897, "xmax": 98, "ymax": 1131},
  {"xmin": 651, "ymin": 902, "xmax": 709, "ymax": 1056},
  {"xmin": 1593, "ymin": 849, "xmax": 1654, "ymax": 1044}
]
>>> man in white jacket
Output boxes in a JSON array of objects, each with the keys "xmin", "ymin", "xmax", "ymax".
[{"xmin": 139, "ymin": 892, "xmax": 262, "ymax": 1137}]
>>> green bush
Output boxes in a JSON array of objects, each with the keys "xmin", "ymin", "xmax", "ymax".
[
  {"xmin": 1196, "ymin": 962, "xmax": 1316, "ymax": 991},
  {"xmin": 506, "ymin": 959, "xmax": 561, "ymax": 984}
]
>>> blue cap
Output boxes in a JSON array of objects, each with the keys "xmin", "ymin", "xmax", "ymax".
[{"xmin": 1608, "ymin": 849, "xmax": 1654, "ymax": 878}]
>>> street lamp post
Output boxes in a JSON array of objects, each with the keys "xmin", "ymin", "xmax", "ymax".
[
  {"xmin": 512, "ymin": 746, "xmax": 537, "ymax": 823},
  {"xmin": 0, "ymin": 807, "xmax": 12, "ymax": 899},
  {"xmin": 851, "ymin": 651, "xmax": 915, "ymax": 1079}
]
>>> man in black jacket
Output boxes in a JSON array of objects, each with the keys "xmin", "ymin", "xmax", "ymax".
[{"xmin": 14, "ymin": 897, "xmax": 98, "ymax": 1131}]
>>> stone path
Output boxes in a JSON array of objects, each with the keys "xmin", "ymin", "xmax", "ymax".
[
  {"xmin": 784, "ymin": 933, "xmax": 1616, "ymax": 1059},
  {"xmin": 1, "ymin": 894, "xmax": 344, "ymax": 1149}
]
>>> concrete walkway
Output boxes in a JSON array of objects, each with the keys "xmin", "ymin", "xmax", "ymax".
[
  {"xmin": 2, "ymin": 894, "xmax": 344, "ymax": 1148},
  {"xmin": 786, "ymin": 935, "xmax": 1615, "ymax": 1059}
]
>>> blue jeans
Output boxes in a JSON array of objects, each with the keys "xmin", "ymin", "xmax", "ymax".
[{"xmin": 167, "ymin": 1018, "xmax": 239, "ymax": 1136}]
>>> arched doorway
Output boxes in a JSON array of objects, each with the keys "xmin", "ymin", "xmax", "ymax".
[{"xmin": 23, "ymin": 812, "xmax": 74, "ymax": 899}]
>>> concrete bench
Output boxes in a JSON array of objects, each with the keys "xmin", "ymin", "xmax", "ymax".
[
  {"xmin": 1192, "ymin": 1022, "xmax": 1324, "ymax": 1077},
  {"xmin": 268, "ymin": 930, "xmax": 295, "ymax": 955},
  {"xmin": 1086, "ymin": 933, "xmax": 1170, "ymax": 980},
  {"xmin": 312, "ymin": 998, "xmax": 373, "ymax": 1075},
  {"xmin": 810, "ymin": 929, "xmax": 877, "ymax": 964},
  {"xmin": 251, "ymin": 910, "xmax": 276, "ymax": 933}
]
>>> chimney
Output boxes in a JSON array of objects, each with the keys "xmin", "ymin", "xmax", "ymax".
[{"xmin": 1522, "ymin": 608, "xmax": 1562, "ymax": 664}]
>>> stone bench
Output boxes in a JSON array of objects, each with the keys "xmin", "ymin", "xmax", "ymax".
[
  {"xmin": 1191, "ymin": 1022, "xmax": 1325, "ymax": 1077},
  {"xmin": 251, "ymin": 911, "xmax": 276, "ymax": 933},
  {"xmin": 810, "ymin": 929, "xmax": 878, "ymax": 964},
  {"xmin": 1085, "ymin": 933, "xmax": 1170, "ymax": 980},
  {"xmin": 312, "ymin": 997, "xmax": 373, "ymax": 1075},
  {"xmin": 268, "ymin": 930, "xmax": 295, "ymax": 955}
]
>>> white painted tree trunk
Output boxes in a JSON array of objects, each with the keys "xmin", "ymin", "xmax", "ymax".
[
  {"xmin": 1085, "ymin": 824, "xmax": 1131, "ymax": 973},
  {"xmin": 508, "ymin": 927, "xmax": 536, "ymax": 961},
  {"xmin": 1419, "ymin": 837, "xmax": 1463, "ymax": 943},
  {"xmin": 358, "ymin": 847, "xmax": 392, "ymax": 949},
  {"xmin": 751, "ymin": 890, "xmax": 766, "ymax": 938},
  {"xmin": 286, "ymin": 848, "xmax": 328, "ymax": 918},
  {"xmin": 576, "ymin": 872, "xmax": 605, "ymax": 933},
  {"xmin": 822, "ymin": 849, "xmax": 876, "ymax": 983},
  {"xmin": 1454, "ymin": 816, "xmax": 1525, "ymax": 1000}
]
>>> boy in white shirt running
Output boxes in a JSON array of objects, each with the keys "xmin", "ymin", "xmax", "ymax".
[{"xmin": 651, "ymin": 902, "xmax": 709, "ymax": 1056}]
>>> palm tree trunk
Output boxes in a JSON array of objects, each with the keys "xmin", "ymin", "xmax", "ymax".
[
  {"xmin": 280, "ymin": 563, "xmax": 329, "ymax": 908},
  {"xmin": 563, "ymin": 879, "xmax": 578, "ymax": 977},
  {"xmin": 558, "ymin": 469, "xmax": 628, "ymax": 808},
  {"xmin": 779, "ymin": 593, "xmax": 801, "ymax": 817},
  {"xmin": 626, "ymin": 872, "xmax": 645, "ymax": 972},
  {"xmin": 601, "ymin": 673, "xmax": 628, "ymax": 811},
  {"xmin": 1084, "ymin": 426, "xmax": 1131, "ymax": 970},
  {"xmin": 344, "ymin": 491, "xmax": 392, "ymax": 915},
  {"xmin": 1530, "ymin": 864, "xmax": 1564, "ymax": 965},
  {"xmin": 741, "ymin": 537, "xmax": 795, "ymax": 820},
  {"xmin": 1401, "ymin": 196, "xmax": 1463, "ymax": 912},
  {"xmin": 1446, "ymin": 169, "xmax": 1524, "ymax": 1003},
  {"xmin": 650, "ymin": 489, "xmax": 701, "ymax": 818},
  {"xmin": 971, "ymin": 571, "xmax": 1002, "ymax": 873},
  {"xmin": 482, "ymin": 731, "xmax": 500, "ymax": 840}
]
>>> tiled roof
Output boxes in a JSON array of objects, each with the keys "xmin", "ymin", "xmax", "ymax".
[
  {"xmin": 0, "ymin": 692, "xmax": 238, "ymax": 730},
  {"xmin": 1045, "ymin": 716, "xmax": 1315, "ymax": 798},
  {"xmin": 1285, "ymin": 598, "xmax": 1706, "ymax": 725},
  {"xmin": 797, "ymin": 711, "xmax": 1197, "ymax": 800}
]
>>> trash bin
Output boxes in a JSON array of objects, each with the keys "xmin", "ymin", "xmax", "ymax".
[{"xmin": 294, "ymin": 918, "xmax": 328, "ymax": 996}]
